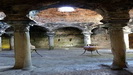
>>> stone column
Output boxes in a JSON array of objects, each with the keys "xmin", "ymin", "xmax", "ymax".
[
  {"xmin": 123, "ymin": 33, "xmax": 130, "ymax": 49},
  {"xmin": 109, "ymin": 25, "xmax": 127, "ymax": 70},
  {"xmin": 47, "ymin": 31, "xmax": 55, "ymax": 50},
  {"xmin": 82, "ymin": 31, "xmax": 91, "ymax": 46},
  {"xmin": 9, "ymin": 35, "xmax": 14, "ymax": 50},
  {"xmin": 123, "ymin": 27, "xmax": 131, "ymax": 49},
  {"xmin": 13, "ymin": 24, "xmax": 32, "ymax": 70}
]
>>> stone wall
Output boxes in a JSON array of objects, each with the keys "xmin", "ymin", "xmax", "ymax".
[
  {"xmin": 2, "ymin": 37, "xmax": 10, "ymax": 49},
  {"xmin": 129, "ymin": 33, "xmax": 133, "ymax": 48},
  {"xmin": 1, "ymin": 34, "xmax": 10, "ymax": 50},
  {"xmin": 91, "ymin": 34, "xmax": 111, "ymax": 48},
  {"xmin": 30, "ymin": 27, "xmax": 84, "ymax": 49},
  {"xmin": 54, "ymin": 27, "xmax": 84, "ymax": 48},
  {"xmin": 91, "ymin": 27, "xmax": 111, "ymax": 49},
  {"xmin": 30, "ymin": 35, "xmax": 49, "ymax": 49},
  {"xmin": 30, "ymin": 27, "xmax": 111, "ymax": 49}
]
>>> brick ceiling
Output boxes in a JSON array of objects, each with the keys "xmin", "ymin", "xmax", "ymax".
[{"xmin": 34, "ymin": 8, "xmax": 103, "ymax": 24}]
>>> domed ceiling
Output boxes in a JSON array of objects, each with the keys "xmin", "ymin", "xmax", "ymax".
[{"xmin": 31, "ymin": 8, "xmax": 103, "ymax": 25}]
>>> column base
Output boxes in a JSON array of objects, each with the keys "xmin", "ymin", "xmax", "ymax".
[
  {"xmin": 22, "ymin": 66, "xmax": 33, "ymax": 70},
  {"xmin": 111, "ymin": 65, "xmax": 123, "ymax": 70},
  {"xmin": 13, "ymin": 65, "xmax": 33, "ymax": 70},
  {"xmin": 0, "ymin": 48, "xmax": 2, "ymax": 51},
  {"xmin": 111, "ymin": 62, "xmax": 128, "ymax": 70},
  {"xmin": 49, "ymin": 46, "xmax": 54, "ymax": 50},
  {"xmin": 13, "ymin": 65, "xmax": 23, "ymax": 69}
]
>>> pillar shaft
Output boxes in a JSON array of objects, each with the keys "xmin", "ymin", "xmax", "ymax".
[
  {"xmin": 13, "ymin": 25, "xmax": 32, "ymax": 69},
  {"xmin": 124, "ymin": 33, "xmax": 129, "ymax": 49},
  {"xmin": 82, "ymin": 31, "xmax": 91, "ymax": 46},
  {"xmin": 123, "ymin": 26, "xmax": 131, "ymax": 49},
  {"xmin": 109, "ymin": 25, "xmax": 127, "ymax": 69},
  {"xmin": 47, "ymin": 32, "xmax": 55, "ymax": 50},
  {"xmin": 9, "ymin": 35, "xmax": 14, "ymax": 50}
]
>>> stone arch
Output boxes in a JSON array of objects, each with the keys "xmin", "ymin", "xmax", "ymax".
[
  {"xmin": 91, "ymin": 27, "xmax": 108, "ymax": 35},
  {"xmin": 33, "ymin": 25, "xmax": 49, "ymax": 32},
  {"xmin": 53, "ymin": 26, "xmax": 84, "ymax": 31}
]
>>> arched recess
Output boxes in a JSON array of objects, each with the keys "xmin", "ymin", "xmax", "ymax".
[
  {"xmin": 4, "ymin": 26, "xmax": 14, "ymax": 50},
  {"xmin": 91, "ymin": 27, "xmax": 111, "ymax": 48},
  {"xmin": 54, "ymin": 27, "xmax": 83, "ymax": 48},
  {"xmin": 30, "ymin": 25, "xmax": 49, "ymax": 48},
  {"xmin": 1, "ymin": 33, "xmax": 10, "ymax": 49}
]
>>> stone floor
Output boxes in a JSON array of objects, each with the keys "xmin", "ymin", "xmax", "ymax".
[{"xmin": 0, "ymin": 48, "xmax": 133, "ymax": 75}]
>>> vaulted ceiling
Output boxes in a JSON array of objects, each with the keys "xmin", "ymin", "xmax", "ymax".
[{"xmin": 34, "ymin": 8, "xmax": 103, "ymax": 24}]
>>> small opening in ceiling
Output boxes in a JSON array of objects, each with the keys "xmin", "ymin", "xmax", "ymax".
[{"xmin": 58, "ymin": 6, "xmax": 75, "ymax": 12}]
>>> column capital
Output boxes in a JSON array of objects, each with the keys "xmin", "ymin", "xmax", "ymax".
[
  {"xmin": 101, "ymin": 19, "xmax": 129, "ymax": 28},
  {"xmin": 0, "ymin": 12, "xmax": 6, "ymax": 20},
  {"xmin": 6, "ymin": 31, "xmax": 14, "ymax": 36},
  {"xmin": 108, "ymin": 24, "xmax": 123, "ymax": 31},
  {"xmin": 13, "ymin": 25, "xmax": 30, "ymax": 32},
  {"xmin": 7, "ymin": 21, "xmax": 31, "ymax": 32},
  {"xmin": 123, "ymin": 26, "xmax": 131, "ymax": 34},
  {"xmin": 82, "ymin": 31, "xmax": 92, "ymax": 36},
  {"xmin": 0, "ymin": 22, "xmax": 10, "ymax": 36},
  {"xmin": 46, "ymin": 31, "xmax": 55, "ymax": 36}
]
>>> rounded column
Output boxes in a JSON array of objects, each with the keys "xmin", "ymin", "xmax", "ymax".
[
  {"xmin": 109, "ymin": 25, "xmax": 127, "ymax": 69},
  {"xmin": 13, "ymin": 24, "xmax": 32, "ymax": 70},
  {"xmin": 6, "ymin": 32, "xmax": 14, "ymax": 50},
  {"xmin": 9, "ymin": 35, "xmax": 14, "ymax": 50},
  {"xmin": 47, "ymin": 31, "xmax": 55, "ymax": 50},
  {"xmin": 123, "ymin": 26, "xmax": 131, "ymax": 49},
  {"xmin": 82, "ymin": 31, "xmax": 91, "ymax": 46}
]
